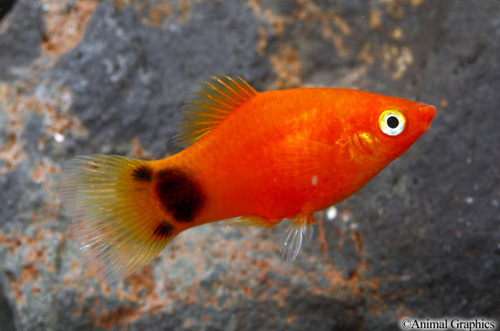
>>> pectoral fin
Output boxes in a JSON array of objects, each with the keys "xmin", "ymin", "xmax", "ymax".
[{"xmin": 272, "ymin": 135, "xmax": 334, "ymax": 184}]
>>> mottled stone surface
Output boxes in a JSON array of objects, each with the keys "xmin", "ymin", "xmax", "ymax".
[{"xmin": 0, "ymin": 0, "xmax": 499, "ymax": 330}]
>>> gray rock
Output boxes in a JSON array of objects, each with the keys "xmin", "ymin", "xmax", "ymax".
[
  {"xmin": 51, "ymin": 1, "xmax": 271, "ymax": 157},
  {"xmin": 0, "ymin": 278, "xmax": 15, "ymax": 331},
  {"xmin": 0, "ymin": 0, "xmax": 16, "ymax": 22},
  {"xmin": 0, "ymin": 0, "xmax": 42, "ymax": 80}
]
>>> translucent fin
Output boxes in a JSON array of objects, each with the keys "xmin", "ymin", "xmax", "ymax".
[
  {"xmin": 220, "ymin": 216, "xmax": 282, "ymax": 228},
  {"xmin": 279, "ymin": 214, "xmax": 315, "ymax": 263},
  {"xmin": 60, "ymin": 155, "xmax": 177, "ymax": 284},
  {"xmin": 176, "ymin": 74, "xmax": 258, "ymax": 147},
  {"xmin": 273, "ymin": 136, "xmax": 334, "ymax": 184}
]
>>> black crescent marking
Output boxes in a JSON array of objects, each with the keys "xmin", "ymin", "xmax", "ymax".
[
  {"xmin": 153, "ymin": 221, "xmax": 175, "ymax": 239},
  {"xmin": 132, "ymin": 165, "xmax": 153, "ymax": 182},
  {"xmin": 155, "ymin": 168, "xmax": 204, "ymax": 223}
]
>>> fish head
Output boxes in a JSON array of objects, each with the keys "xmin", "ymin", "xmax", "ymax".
[
  {"xmin": 375, "ymin": 98, "xmax": 436, "ymax": 159},
  {"xmin": 343, "ymin": 92, "xmax": 436, "ymax": 163}
]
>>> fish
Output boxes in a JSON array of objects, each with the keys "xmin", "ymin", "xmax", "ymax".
[{"xmin": 60, "ymin": 74, "xmax": 436, "ymax": 283}]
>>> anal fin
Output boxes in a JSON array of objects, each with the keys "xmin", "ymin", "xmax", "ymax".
[{"xmin": 279, "ymin": 214, "xmax": 315, "ymax": 263}]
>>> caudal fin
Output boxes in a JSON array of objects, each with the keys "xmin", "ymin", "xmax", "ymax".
[{"xmin": 60, "ymin": 155, "xmax": 176, "ymax": 283}]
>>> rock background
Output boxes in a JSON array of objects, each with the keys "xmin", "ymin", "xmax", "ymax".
[{"xmin": 1, "ymin": 0, "xmax": 499, "ymax": 330}]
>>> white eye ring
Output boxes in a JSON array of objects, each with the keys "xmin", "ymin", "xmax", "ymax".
[{"xmin": 379, "ymin": 110, "xmax": 406, "ymax": 136}]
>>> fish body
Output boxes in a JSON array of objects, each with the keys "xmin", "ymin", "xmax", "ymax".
[
  {"xmin": 61, "ymin": 75, "xmax": 436, "ymax": 282},
  {"xmin": 167, "ymin": 88, "xmax": 434, "ymax": 224}
]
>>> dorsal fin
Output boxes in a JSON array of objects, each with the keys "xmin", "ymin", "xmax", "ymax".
[{"xmin": 176, "ymin": 74, "xmax": 258, "ymax": 147}]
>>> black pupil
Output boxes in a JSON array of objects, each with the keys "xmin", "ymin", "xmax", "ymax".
[{"xmin": 387, "ymin": 116, "xmax": 399, "ymax": 129}]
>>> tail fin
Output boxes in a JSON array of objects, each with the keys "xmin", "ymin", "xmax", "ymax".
[{"xmin": 60, "ymin": 155, "xmax": 176, "ymax": 283}]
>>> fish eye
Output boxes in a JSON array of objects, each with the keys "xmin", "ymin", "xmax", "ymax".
[{"xmin": 379, "ymin": 110, "xmax": 406, "ymax": 136}]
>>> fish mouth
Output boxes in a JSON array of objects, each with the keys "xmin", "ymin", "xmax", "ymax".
[{"xmin": 416, "ymin": 102, "xmax": 437, "ymax": 131}]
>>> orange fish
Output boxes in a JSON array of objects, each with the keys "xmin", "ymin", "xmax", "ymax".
[{"xmin": 61, "ymin": 75, "xmax": 436, "ymax": 283}]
